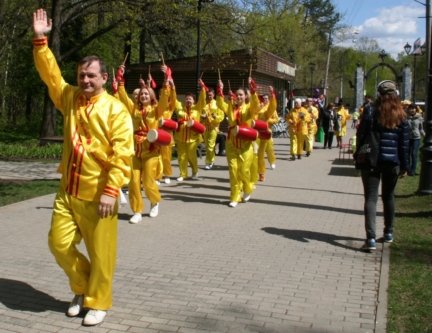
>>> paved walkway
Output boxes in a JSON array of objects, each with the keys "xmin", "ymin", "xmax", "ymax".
[{"xmin": 0, "ymin": 129, "xmax": 390, "ymax": 333}]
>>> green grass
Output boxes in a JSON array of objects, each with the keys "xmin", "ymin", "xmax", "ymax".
[
  {"xmin": 0, "ymin": 140, "xmax": 62, "ymax": 161},
  {"xmin": 387, "ymin": 175, "xmax": 432, "ymax": 333},
  {"xmin": 0, "ymin": 179, "xmax": 59, "ymax": 207}
]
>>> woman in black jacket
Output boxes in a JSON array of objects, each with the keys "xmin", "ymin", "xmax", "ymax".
[
  {"xmin": 321, "ymin": 103, "xmax": 339, "ymax": 149},
  {"xmin": 356, "ymin": 80, "xmax": 409, "ymax": 251}
]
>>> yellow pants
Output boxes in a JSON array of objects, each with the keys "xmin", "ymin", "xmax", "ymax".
[
  {"xmin": 204, "ymin": 128, "xmax": 218, "ymax": 165},
  {"xmin": 266, "ymin": 138, "xmax": 276, "ymax": 165},
  {"xmin": 160, "ymin": 145, "xmax": 173, "ymax": 177},
  {"xmin": 296, "ymin": 133, "xmax": 307, "ymax": 156},
  {"xmin": 258, "ymin": 139, "xmax": 269, "ymax": 175},
  {"xmin": 289, "ymin": 130, "xmax": 297, "ymax": 157},
  {"xmin": 226, "ymin": 142, "xmax": 254, "ymax": 202},
  {"xmin": 129, "ymin": 154, "xmax": 161, "ymax": 213},
  {"xmin": 177, "ymin": 141, "xmax": 198, "ymax": 178},
  {"xmin": 306, "ymin": 126, "xmax": 317, "ymax": 153},
  {"xmin": 251, "ymin": 141, "xmax": 259, "ymax": 185},
  {"xmin": 48, "ymin": 188, "xmax": 118, "ymax": 310}
]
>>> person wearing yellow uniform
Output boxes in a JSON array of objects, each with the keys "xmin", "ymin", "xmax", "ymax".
[
  {"xmin": 305, "ymin": 98, "xmax": 319, "ymax": 157},
  {"xmin": 198, "ymin": 81, "xmax": 225, "ymax": 170},
  {"xmin": 265, "ymin": 109, "xmax": 279, "ymax": 169},
  {"xmin": 158, "ymin": 99, "xmax": 178, "ymax": 184},
  {"xmin": 116, "ymin": 65, "xmax": 174, "ymax": 223},
  {"xmin": 216, "ymin": 78, "xmax": 260, "ymax": 207},
  {"xmin": 286, "ymin": 98, "xmax": 310, "ymax": 160},
  {"xmin": 174, "ymin": 84, "xmax": 206, "ymax": 181},
  {"xmin": 335, "ymin": 101, "xmax": 351, "ymax": 147},
  {"xmin": 32, "ymin": 9, "xmax": 134, "ymax": 326},
  {"xmin": 256, "ymin": 91, "xmax": 277, "ymax": 182}
]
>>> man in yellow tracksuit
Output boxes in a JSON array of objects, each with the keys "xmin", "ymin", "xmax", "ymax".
[
  {"xmin": 32, "ymin": 9, "xmax": 134, "ymax": 326},
  {"xmin": 257, "ymin": 91, "xmax": 277, "ymax": 182},
  {"xmin": 174, "ymin": 86, "xmax": 206, "ymax": 181},
  {"xmin": 199, "ymin": 82, "xmax": 225, "ymax": 170},
  {"xmin": 305, "ymin": 98, "xmax": 319, "ymax": 157}
]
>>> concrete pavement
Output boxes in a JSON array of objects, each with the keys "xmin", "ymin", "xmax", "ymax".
[{"xmin": 0, "ymin": 130, "xmax": 390, "ymax": 333}]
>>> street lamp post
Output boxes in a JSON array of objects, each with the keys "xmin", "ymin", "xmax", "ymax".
[
  {"xmin": 196, "ymin": 0, "xmax": 214, "ymax": 96},
  {"xmin": 419, "ymin": 0, "xmax": 432, "ymax": 194},
  {"xmin": 404, "ymin": 41, "xmax": 426, "ymax": 102},
  {"xmin": 309, "ymin": 62, "xmax": 316, "ymax": 97}
]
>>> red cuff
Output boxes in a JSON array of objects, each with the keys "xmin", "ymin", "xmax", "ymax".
[
  {"xmin": 103, "ymin": 186, "xmax": 119, "ymax": 198},
  {"xmin": 33, "ymin": 37, "xmax": 48, "ymax": 47}
]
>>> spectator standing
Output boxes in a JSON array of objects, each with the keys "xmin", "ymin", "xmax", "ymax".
[
  {"xmin": 406, "ymin": 104, "xmax": 425, "ymax": 176},
  {"xmin": 355, "ymin": 80, "xmax": 409, "ymax": 251}
]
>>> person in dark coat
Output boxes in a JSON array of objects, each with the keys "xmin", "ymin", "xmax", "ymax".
[
  {"xmin": 356, "ymin": 80, "xmax": 409, "ymax": 251},
  {"xmin": 321, "ymin": 103, "xmax": 339, "ymax": 149}
]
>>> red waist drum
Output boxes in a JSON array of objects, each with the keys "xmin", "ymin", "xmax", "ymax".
[
  {"xmin": 147, "ymin": 129, "xmax": 171, "ymax": 146},
  {"xmin": 159, "ymin": 118, "xmax": 178, "ymax": 131},
  {"xmin": 252, "ymin": 119, "xmax": 268, "ymax": 132},
  {"xmin": 234, "ymin": 126, "xmax": 258, "ymax": 141},
  {"xmin": 258, "ymin": 129, "xmax": 272, "ymax": 140},
  {"xmin": 187, "ymin": 119, "xmax": 206, "ymax": 134}
]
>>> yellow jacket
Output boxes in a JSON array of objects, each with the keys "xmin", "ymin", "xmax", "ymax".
[
  {"xmin": 175, "ymin": 88, "xmax": 206, "ymax": 143},
  {"xmin": 307, "ymin": 105, "xmax": 319, "ymax": 129},
  {"xmin": 118, "ymin": 84, "xmax": 173, "ymax": 157},
  {"xmin": 33, "ymin": 44, "xmax": 134, "ymax": 201},
  {"xmin": 216, "ymin": 92, "xmax": 260, "ymax": 149},
  {"xmin": 285, "ymin": 106, "xmax": 310, "ymax": 135},
  {"xmin": 257, "ymin": 94, "xmax": 277, "ymax": 122},
  {"xmin": 199, "ymin": 92, "xmax": 225, "ymax": 131}
]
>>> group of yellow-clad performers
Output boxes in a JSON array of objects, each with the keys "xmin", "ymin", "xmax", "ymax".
[
  {"xmin": 110, "ymin": 63, "xmax": 279, "ymax": 215},
  {"xmin": 285, "ymin": 97, "xmax": 320, "ymax": 160}
]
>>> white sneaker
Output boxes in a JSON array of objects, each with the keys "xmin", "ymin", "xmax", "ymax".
[
  {"xmin": 67, "ymin": 295, "xmax": 83, "ymax": 317},
  {"xmin": 164, "ymin": 177, "xmax": 171, "ymax": 184},
  {"xmin": 270, "ymin": 164, "xmax": 276, "ymax": 170},
  {"xmin": 228, "ymin": 201, "xmax": 238, "ymax": 208},
  {"xmin": 155, "ymin": 180, "xmax": 161, "ymax": 185},
  {"xmin": 243, "ymin": 194, "xmax": 251, "ymax": 202},
  {"xmin": 83, "ymin": 309, "xmax": 107, "ymax": 326},
  {"xmin": 191, "ymin": 174, "xmax": 199, "ymax": 180},
  {"xmin": 177, "ymin": 177, "xmax": 184, "ymax": 182},
  {"xmin": 149, "ymin": 203, "xmax": 159, "ymax": 218},
  {"xmin": 129, "ymin": 213, "xmax": 142, "ymax": 224},
  {"xmin": 205, "ymin": 164, "xmax": 213, "ymax": 170}
]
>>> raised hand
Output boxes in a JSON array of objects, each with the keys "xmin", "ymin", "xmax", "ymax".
[
  {"xmin": 33, "ymin": 9, "xmax": 52, "ymax": 38},
  {"xmin": 115, "ymin": 65, "xmax": 125, "ymax": 82},
  {"xmin": 269, "ymin": 86, "xmax": 274, "ymax": 95}
]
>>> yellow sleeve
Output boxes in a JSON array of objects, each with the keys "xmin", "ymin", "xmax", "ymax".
[
  {"xmin": 105, "ymin": 100, "xmax": 134, "ymax": 192},
  {"xmin": 211, "ymin": 107, "xmax": 225, "ymax": 127},
  {"xmin": 216, "ymin": 95, "xmax": 228, "ymax": 114},
  {"xmin": 249, "ymin": 92, "xmax": 260, "ymax": 119},
  {"xmin": 196, "ymin": 87, "xmax": 206, "ymax": 111},
  {"xmin": 118, "ymin": 84, "xmax": 135, "ymax": 114},
  {"xmin": 157, "ymin": 85, "xmax": 170, "ymax": 118},
  {"xmin": 33, "ymin": 43, "xmax": 70, "ymax": 114},
  {"xmin": 264, "ymin": 94, "xmax": 277, "ymax": 120}
]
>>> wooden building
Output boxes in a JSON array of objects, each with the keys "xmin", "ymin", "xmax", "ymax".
[{"xmin": 124, "ymin": 47, "xmax": 296, "ymax": 114}]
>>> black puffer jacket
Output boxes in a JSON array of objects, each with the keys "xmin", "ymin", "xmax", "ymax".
[{"xmin": 357, "ymin": 106, "xmax": 409, "ymax": 171}]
